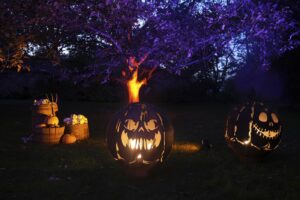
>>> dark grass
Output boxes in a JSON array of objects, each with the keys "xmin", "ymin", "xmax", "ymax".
[{"xmin": 0, "ymin": 100, "xmax": 299, "ymax": 199}]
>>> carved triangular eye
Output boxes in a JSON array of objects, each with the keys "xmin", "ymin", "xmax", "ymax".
[
  {"xmin": 124, "ymin": 119, "xmax": 139, "ymax": 131},
  {"xmin": 271, "ymin": 113, "xmax": 279, "ymax": 123},
  {"xmin": 258, "ymin": 112, "xmax": 268, "ymax": 122},
  {"xmin": 144, "ymin": 119, "xmax": 157, "ymax": 131}
]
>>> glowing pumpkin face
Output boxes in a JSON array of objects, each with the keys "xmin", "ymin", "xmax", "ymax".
[
  {"xmin": 120, "ymin": 116, "xmax": 163, "ymax": 151},
  {"xmin": 225, "ymin": 102, "xmax": 282, "ymax": 157},
  {"xmin": 107, "ymin": 103, "xmax": 173, "ymax": 165},
  {"xmin": 253, "ymin": 110, "xmax": 281, "ymax": 139}
]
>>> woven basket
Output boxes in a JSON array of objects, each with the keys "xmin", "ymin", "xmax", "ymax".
[
  {"xmin": 65, "ymin": 123, "xmax": 89, "ymax": 140},
  {"xmin": 33, "ymin": 126, "xmax": 65, "ymax": 144}
]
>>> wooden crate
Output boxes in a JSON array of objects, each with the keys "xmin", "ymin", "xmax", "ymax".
[
  {"xmin": 65, "ymin": 123, "xmax": 89, "ymax": 140},
  {"xmin": 33, "ymin": 126, "xmax": 65, "ymax": 144}
]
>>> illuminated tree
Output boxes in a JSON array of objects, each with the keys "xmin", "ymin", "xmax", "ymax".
[
  {"xmin": 0, "ymin": 0, "xmax": 299, "ymax": 87},
  {"xmin": 66, "ymin": 0, "xmax": 300, "ymax": 84}
]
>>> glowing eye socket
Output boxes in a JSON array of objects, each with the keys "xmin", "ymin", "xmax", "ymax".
[
  {"xmin": 124, "ymin": 119, "xmax": 139, "ymax": 131},
  {"xmin": 271, "ymin": 113, "xmax": 279, "ymax": 123},
  {"xmin": 258, "ymin": 112, "xmax": 268, "ymax": 122},
  {"xmin": 144, "ymin": 119, "xmax": 157, "ymax": 131}
]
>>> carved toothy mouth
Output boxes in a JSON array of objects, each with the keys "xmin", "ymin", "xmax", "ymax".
[
  {"xmin": 120, "ymin": 130, "xmax": 161, "ymax": 150},
  {"xmin": 253, "ymin": 123, "xmax": 281, "ymax": 139}
]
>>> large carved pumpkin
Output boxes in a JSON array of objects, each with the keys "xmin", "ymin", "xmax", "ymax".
[
  {"xmin": 107, "ymin": 103, "xmax": 173, "ymax": 165},
  {"xmin": 225, "ymin": 102, "xmax": 282, "ymax": 157}
]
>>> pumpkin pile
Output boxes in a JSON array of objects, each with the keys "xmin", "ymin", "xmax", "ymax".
[
  {"xmin": 31, "ymin": 96, "xmax": 90, "ymax": 144},
  {"xmin": 63, "ymin": 114, "xmax": 89, "ymax": 141},
  {"xmin": 32, "ymin": 95, "xmax": 65, "ymax": 144}
]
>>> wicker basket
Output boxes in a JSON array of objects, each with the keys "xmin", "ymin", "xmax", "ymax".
[
  {"xmin": 65, "ymin": 123, "xmax": 89, "ymax": 140},
  {"xmin": 33, "ymin": 126, "xmax": 65, "ymax": 144}
]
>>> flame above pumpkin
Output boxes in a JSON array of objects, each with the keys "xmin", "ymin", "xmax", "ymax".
[
  {"xmin": 127, "ymin": 58, "xmax": 147, "ymax": 103},
  {"xmin": 124, "ymin": 55, "xmax": 156, "ymax": 104}
]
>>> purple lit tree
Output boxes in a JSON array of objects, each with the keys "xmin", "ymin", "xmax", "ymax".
[
  {"xmin": 61, "ymin": 0, "xmax": 300, "ymax": 85},
  {"xmin": 0, "ymin": 0, "xmax": 299, "ymax": 88}
]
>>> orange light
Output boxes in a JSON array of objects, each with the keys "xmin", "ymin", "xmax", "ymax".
[
  {"xmin": 125, "ymin": 56, "xmax": 155, "ymax": 104},
  {"xmin": 127, "ymin": 67, "xmax": 147, "ymax": 103},
  {"xmin": 173, "ymin": 142, "xmax": 201, "ymax": 153}
]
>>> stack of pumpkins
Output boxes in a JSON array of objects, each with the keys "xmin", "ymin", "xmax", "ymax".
[
  {"xmin": 32, "ymin": 97, "xmax": 90, "ymax": 144},
  {"xmin": 32, "ymin": 98, "xmax": 64, "ymax": 144}
]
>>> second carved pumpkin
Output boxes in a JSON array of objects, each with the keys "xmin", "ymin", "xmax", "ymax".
[{"xmin": 225, "ymin": 101, "xmax": 282, "ymax": 157}]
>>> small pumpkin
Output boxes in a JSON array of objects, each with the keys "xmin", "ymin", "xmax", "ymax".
[
  {"xmin": 107, "ymin": 103, "xmax": 174, "ymax": 166},
  {"xmin": 62, "ymin": 134, "xmax": 77, "ymax": 144},
  {"xmin": 46, "ymin": 115, "xmax": 59, "ymax": 127},
  {"xmin": 225, "ymin": 101, "xmax": 282, "ymax": 157},
  {"xmin": 45, "ymin": 99, "xmax": 59, "ymax": 127}
]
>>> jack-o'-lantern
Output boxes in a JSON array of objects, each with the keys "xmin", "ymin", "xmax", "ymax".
[
  {"xmin": 107, "ymin": 103, "xmax": 173, "ymax": 165},
  {"xmin": 225, "ymin": 102, "xmax": 282, "ymax": 157}
]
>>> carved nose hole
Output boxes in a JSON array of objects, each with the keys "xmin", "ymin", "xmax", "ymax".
[
  {"xmin": 138, "ymin": 126, "xmax": 144, "ymax": 132},
  {"xmin": 269, "ymin": 122, "xmax": 273, "ymax": 126}
]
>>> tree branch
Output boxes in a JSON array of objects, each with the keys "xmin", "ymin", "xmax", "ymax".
[{"xmin": 85, "ymin": 24, "xmax": 123, "ymax": 53}]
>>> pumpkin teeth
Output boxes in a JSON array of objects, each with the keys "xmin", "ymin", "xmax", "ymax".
[
  {"xmin": 127, "ymin": 138, "xmax": 152, "ymax": 150},
  {"xmin": 139, "ymin": 138, "xmax": 143, "ymax": 150},
  {"xmin": 253, "ymin": 123, "xmax": 281, "ymax": 139},
  {"xmin": 146, "ymin": 139, "xmax": 153, "ymax": 150},
  {"xmin": 125, "ymin": 131, "xmax": 162, "ymax": 151},
  {"xmin": 129, "ymin": 138, "xmax": 137, "ymax": 149},
  {"xmin": 144, "ymin": 139, "xmax": 147, "ymax": 149}
]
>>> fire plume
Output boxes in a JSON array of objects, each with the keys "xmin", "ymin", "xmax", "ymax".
[
  {"xmin": 124, "ymin": 55, "xmax": 155, "ymax": 104},
  {"xmin": 127, "ymin": 68, "xmax": 147, "ymax": 103}
]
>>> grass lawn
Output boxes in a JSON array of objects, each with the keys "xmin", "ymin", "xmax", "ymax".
[{"xmin": 0, "ymin": 100, "xmax": 299, "ymax": 199}]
